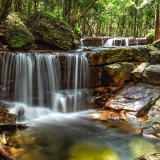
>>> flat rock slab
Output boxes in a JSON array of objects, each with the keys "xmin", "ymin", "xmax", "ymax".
[
  {"xmin": 0, "ymin": 105, "xmax": 17, "ymax": 131},
  {"xmin": 105, "ymin": 83, "xmax": 160, "ymax": 117},
  {"xmin": 136, "ymin": 153, "xmax": 160, "ymax": 160}
]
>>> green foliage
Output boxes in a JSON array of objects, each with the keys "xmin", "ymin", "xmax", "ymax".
[
  {"xmin": 146, "ymin": 29, "xmax": 154, "ymax": 43},
  {"xmin": 9, "ymin": 0, "xmax": 157, "ymax": 37},
  {"xmin": 153, "ymin": 40, "xmax": 160, "ymax": 48}
]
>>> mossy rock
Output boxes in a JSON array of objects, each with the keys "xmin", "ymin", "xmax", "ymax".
[
  {"xmin": 153, "ymin": 39, "xmax": 160, "ymax": 48},
  {"xmin": 27, "ymin": 12, "xmax": 74, "ymax": 50},
  {"xmin": 146, "ymin": 29, "xmax": 154, "ymax": 44},
  {"xmin": 88, "ymin": 47, "xmax": 135, "ymax": 66},
  {"xmin": 4, "ymin": 13, "xmax": 35, "ymax": 50}
]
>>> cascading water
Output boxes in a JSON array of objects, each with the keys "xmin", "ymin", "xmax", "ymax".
[
  {"xmin": 0, "ymin": 52, "xmax": 90, "ymax": 119},
  {"xmin": 104, "ymin": 38, "xmax": 129, "ymax": 47}
]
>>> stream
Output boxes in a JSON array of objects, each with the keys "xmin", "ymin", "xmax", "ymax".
[{"xmin": 7, "ymin": 109, "xmax": 160, "ymax": 160}]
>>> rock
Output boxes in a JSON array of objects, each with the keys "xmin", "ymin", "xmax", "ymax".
[
  {"xmin": 142, "ymin": 64, "xmax": 160, "ymax": 85},
  {"xmin": 0, "ymin": 113, "xmax": 17, "ymax": 131},
  {"xmin": 90, "ymin": 67, "xmax": 103, "ymax": 87},
  {"xmin": 103, "ymin": 62, "xmax": 135, "ymax": 86},
  {"xmin": 136, "ymin": 153, "xmax": 160, "ymax": 160},
  {"xmin": 0, "ymin": 146, "xmax": 16, "ymax": 160},
  {"xmin": 131, "ymin": 62, "xmax": 150, "ymax": 82},
  {"xmin": 71, "ymin": 39, "xmax": 80, "ymax": 50},
  {"xmin": 88, "ymin": 47, "xmax": 135, "ymax": 66},
  {"xmin": 150, "ymin": 50, "xmax": 160, "ymax": 64},
  {"xmin": 16, "ymin": 124, "xmax": 29, "ymax": 129},
  {"xmin": 136, "ymin": 38, "xmax": 148, "ymax": 45},
  {"xmin": 135, "ymin": 47, "xmax": 150, "ymax": 62},
  {"xmin": 105, "ymin": 83, "xmax": 160, "ymax": 118},
  {"xmin": 149, "ymin": 98, "xmax": 160, "ymax": 117},
  {"xmin": 27, "ymin": 12, "xmax": 74, "ymax": 50},
  {"xmin": 141, "ymin": 117, "xmax": 160, "ymax": 138},
  {"xmin": 4, "ymin": 12, "xmax": 35, "ymax": 50},
  {"xmin": 81, "ymin": 37, "xmax": 109, "ymax": 47}
]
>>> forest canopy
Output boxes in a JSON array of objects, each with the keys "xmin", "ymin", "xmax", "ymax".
[{"xmin": 0, "ymin": 0, "xmax": 159, "ymax": 39}]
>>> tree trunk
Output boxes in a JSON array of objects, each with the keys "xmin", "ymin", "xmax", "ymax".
[
  {"xmin": 0, "ymin": 0, "xmax": 13, "ymax": 22},
  {"xmin": 14, "ymin": 0, "xmax": 23, "ymax": 13},
  {"xmin": 154, "ymin": 0, "xmax": 160, "ymax": 40},
  {"xmin": 73, "ymin": 0, "xmax": 97, "ymax": 27}
]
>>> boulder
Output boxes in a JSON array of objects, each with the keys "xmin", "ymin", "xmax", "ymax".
[
  {"xmin": 27, "ymin": 12, "xmax": 74, "ymax": 50},
  {"xmin": 105, "ymin": 83, "xmax": 160, "ymax": 118},
  {"xmin": 102, "ymin": 62, "xmax": 135, "ymax": 86},
  {"xmin": 136, "ymin": 153, "xmax": 160, "ymax": 160},
  {"xmin": 141, "ymin": 117, "xmax": 160, "ymax": 138},
  {"xmin": 0, "ymin": 105, "xmax": 17, "ymax": 131},
  {"xmin": 131, "ymin": 62, "xmax": 150, "ymax": 82},
  {"xmin": 88, "ymin": 47, "xmax": 135, "ymax": 66},
  {"xmin": 150, "ymin": 50, "xmax": 160, "ymax": 64},
  {"xmin": 81, "ymin": 37, "xmax": 109, "ymax": 47},
  {"xmin": 136, "ymin": 38, "xmax": 148, "ymax": 45},
  {"xmin": 135, "ymin": 47, "xmax": 150, "ymax": 62},
  {"xmin": 142, "ymin": 64, "xmax": 160, "ymax": 85},
  {"xmin": 149, "ymin": 98, "xmax": 160, "ymax": 118},
  {"xmin": 90, "ymin": 67, "xmax": 103, "ymax": 88},
  {"xmin": 4, "ymin": 13, "xmax": 35, "ymax": 50}
]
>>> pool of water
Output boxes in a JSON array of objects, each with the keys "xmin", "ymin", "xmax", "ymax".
[{"xmin": 7, "ymin": 110, "xmax": 160, "ymax": 160}]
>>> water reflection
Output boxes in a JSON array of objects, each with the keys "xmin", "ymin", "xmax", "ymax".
[{"xmin": 7, "ymin": 110, "xmax": 160, "ymax": 160}]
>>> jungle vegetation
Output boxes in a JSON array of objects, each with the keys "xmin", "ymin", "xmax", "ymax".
[{"xmin": 0, "ymin": 0, "xmax": 159, "ymax": 40}]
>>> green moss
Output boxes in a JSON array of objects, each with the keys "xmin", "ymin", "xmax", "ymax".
[
  {"xmin": 6, "ymin": 25, "xmax": 35, "ymax": 48},
  {"xmin": 42, "ymin": 12, "xmax": 81, "ymax": 39},
  {"xmin": 146, "ymin": 29, "xmax": 154, "ymax": 43},
  {"xmin": 5, "ymin": 12, "xmax": 35, "ymax": 49},
  {"xmin": 69, "ymin": 140, "xmax": 119, "ymax": 160},
  {"xmin": 153, "ymin": 39, "xmax": 160, "ymax": 48}
]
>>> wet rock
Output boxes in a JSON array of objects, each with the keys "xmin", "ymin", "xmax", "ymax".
[
  {"xmin": 16, "ymin": 106, "xmax": 25, "ymax": 117},
  {"xmin": 91, "ymin": 86, "xmax": 124, "ymax": 109},
  {"xmin": 105, "ymin": 83, "xmax": 160, "ymax": 118},
  {"xmin": 131, "ymin": 62, "xmax": 150, "ymax": 82},
  {"xmin": 149, "ymin": 98, "xmax": 160, "ymax": 117},
  {"xmin": 0, "ymin": 113, "xmax": 17, "ymax": 131},
  {"xmin": 136, "ymin": 38, "xmax": 148, "ymax": 45},
  {"xmin": 71, "ymin": 39, "xmax": 80, "ymax": 50},
  {"xmin": 142, "ymin": 64, "xmax": 160, "ymax": 85},
  {"xmin": 141, "ymin": 117, "xmax": 160, "ymax": 138},
  {"xmin": 0, "ymin": 146, "xmax": 16, "ymax": 160},
  {"xmin": 0, "ymin": 105, "xmax": 17, "ymax": 132},
  {"xmin": 88, "ymin": 47, "xmax": 135, "ymax": 66},
  {"xmin": 103, "ymin": 62, "xmax": 135, "ymax": 86},
  {"xmin": 4, "ymin": 12, "xmax": 35, "ymax": 50},
  {"xmin": 27, "ymin": 12, "xmax": 74, "ymax": 50},
  {"xmin": 136, "ymin": 153, "xmax": 160, "ymax": 160},
  {"xmin": 81, "ymin": 37, "xmax": 108, "ymax": 47},
  {"xmin": 150, "ymin": 50, "xmax": 160, "ymax": 64},
  {"xmin": 135, "ymin": 47, "xmax": 150, "ymax": 62},
  {"xmin": 16, "ymin": 124, "xmax": 29, "ymax": 129},
  {"xmin": 90, "ymin": 67, "xmax": 103, "ymax": 87}
]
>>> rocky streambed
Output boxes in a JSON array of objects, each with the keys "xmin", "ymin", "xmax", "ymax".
[{"xmin": 0, "ymin": 46, "xmax": 160, "ymax": 159}]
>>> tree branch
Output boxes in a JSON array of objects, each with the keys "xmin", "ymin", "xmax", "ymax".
[{"xmin": 73, "ymin": 0, "xmax": 97, "ymax": 27}]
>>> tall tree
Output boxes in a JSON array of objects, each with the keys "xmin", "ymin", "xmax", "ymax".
[{"xmin": 154, "ymin": 0, "xmax": 160, "ymax": 40}]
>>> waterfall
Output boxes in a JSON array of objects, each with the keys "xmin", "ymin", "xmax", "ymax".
[
  {"xmin": 0, "ymin": 52, "xmax": 90, "ymax": 117},
  {"xmin": 104, "ymin": 38, "xmax": 129, "ymax": 47}
]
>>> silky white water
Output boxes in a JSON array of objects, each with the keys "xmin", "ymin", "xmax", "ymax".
[{"xmin": 0, "ymin": 52, "xmax": 90, "ymax": 119}]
